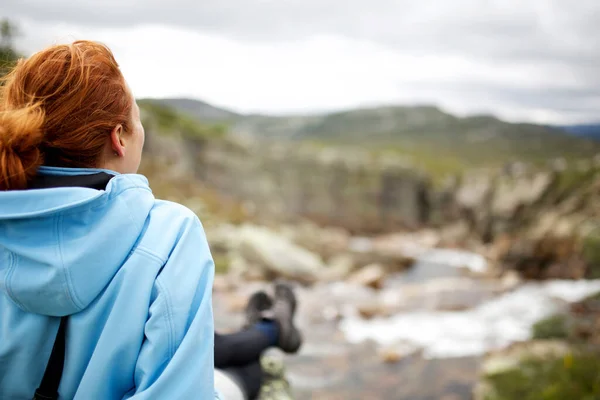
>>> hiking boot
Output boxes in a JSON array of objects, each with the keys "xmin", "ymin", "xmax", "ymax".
[
  {"xmin": 275, "ymin": 281, "xmax": 297, "ymax": 315},
  {"xmin": 244, "ymin": 291, "xmax": 273, "ymax": 328},
  {"xmin": 266, "ymin": 282, "xmax": 302, "ymax": 354}
]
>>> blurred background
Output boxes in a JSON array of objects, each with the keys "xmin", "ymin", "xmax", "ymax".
[{"xmin": 2, "ymin": 1, "xmax": 600, "ymax": 399}]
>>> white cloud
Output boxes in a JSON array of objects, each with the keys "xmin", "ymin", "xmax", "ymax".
[{"xmin": 5, "ymin": 0, "xmax": 600, "ymax": 124}]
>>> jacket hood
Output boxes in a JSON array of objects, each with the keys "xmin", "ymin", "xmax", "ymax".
[{"xmin": 0, "ymin": 167, "xmax": 155, "ymax": 316}]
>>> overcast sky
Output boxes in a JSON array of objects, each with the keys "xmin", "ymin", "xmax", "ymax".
[{"xmin": 3, "ymin": 0, "xmax": 600, "ymax": 124}]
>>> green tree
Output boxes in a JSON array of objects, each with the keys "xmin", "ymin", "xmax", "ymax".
[{"xmin": 0, "ymin": 18, "xmax": 21, "ymax": 78}]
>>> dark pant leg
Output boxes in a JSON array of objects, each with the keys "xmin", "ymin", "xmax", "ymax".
[
  {"xmin": 214, "ymin": 327, "xmax": 272, "ymax": 368},
  {"xmin": 223, "ymin": 361, "xmax": 264, "ymax": 400}
]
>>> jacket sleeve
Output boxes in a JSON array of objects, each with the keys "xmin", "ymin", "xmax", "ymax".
[{"xmin": 127, "ymin": 213, "xmax": 219, "ymax": 399}]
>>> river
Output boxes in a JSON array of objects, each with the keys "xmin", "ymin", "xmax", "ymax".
[{"xmin": 213, "ymin": 249, "xmax": 600, "ymax": 399}]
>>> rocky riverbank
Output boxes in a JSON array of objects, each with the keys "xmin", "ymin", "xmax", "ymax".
[
  {"xmin": 207, "ymin": 222, "xmax": 600, "ymax": 399},
  {"xmin": 141, "ymin": 117, "xmax": 600, "ymax": 282}
]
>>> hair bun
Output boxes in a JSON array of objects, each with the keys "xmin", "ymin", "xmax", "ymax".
[{"xmin": 0, "ymin": 104, "xmax": 45, "ymax": 190}]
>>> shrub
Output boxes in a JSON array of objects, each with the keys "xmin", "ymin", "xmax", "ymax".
[
  {"xmin": 532, "ymin": 314, "xmax": 569, "ymax": 340},
  {"xmin": 484, "ymin": 352, "xmax": 600, "ymax": 400}
]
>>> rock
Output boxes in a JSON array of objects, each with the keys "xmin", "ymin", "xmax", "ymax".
[
  {"xmin": 236, "ymin": 225, "xmax": 325, "ymax": 284},
  {"xmin": 500, "ymin": 270, "xmax": 522, "ymax": 291},
  {"xmin": 228, "ymin": 253, "xmax": 253, "ymax": 276},
  {"xmin": 320, "ymin": 253, "xmax": 356, "ymax": 281},
  {"xmin": 455, "ymin": 174, "xmax": 493, "ymax": 211},
  {"xmin": 244, "ymin": 267, "xmax": 271, "ymax": 282},
  {"xmin": 323, "ymin": 228, "xmax": 352, "ymax": 256},
  {"xmin": 416, "ymin": 249, "xmax": 488, "ymax": 274},
  {"xmin": 502, "ymin": 235, "xmax": 585, "ymax": 279},
  {"xmin": 378, "ymin": 342, "xmax": 421, "ymax": 364},
  {"xmin": 347, "ymin": 264, "xmax": 387, "ymax": 289},
  {"xmin": 379, "ymin": 348, "xmax": 403, "ymax": 364},
  {"xmin": 544, "ymin": 257, "xmax": 587, "ymax": 280},
  {"xmin": 142, "ymin": 126, "xmax": 195, "ymax": 178},
  {"xmin": 488, "ymin": 234, "xmax": 513, "ymax": 262},
  {"xmin": 282, "ymin": 221, "xmax": 350, "ymax": 259},
  {"xmin": 206, "ymin": 223, "xmax": 240, "ymax": 253},
  {"xmin": 409, "ymin": 229, "xmax": 442, "ymax": 248},
  {"xmin": 348, "ymin": 237, "xmax": 373, "ymax": 253},
  {"xmin": 440, "ymin": 395, "xmax": 465, "ymax": 400},
  {"xmin": 348, "ymin": 235, "xmax": 418, "ymax": 271},
  {"xmin": 227, "ymin": 253, "xmax": 271, "ymax": 281},
  {"xmin": 528, "ymin": 211, "xmax": 566, "ymax": 240},
  {"xmin": 554, "ymin": 215, "xmax": 585, "ymax": 238},
  {"xmin": 440, "ymin": 221, "xmax": 471, "ymax": 247},
  {"xmin": 356, "ymin": 300, "xmax": 389, "ymax": 319},
  {"xmin": 491, "ymin": 173, "xmax": 554, "ymax": 218}
]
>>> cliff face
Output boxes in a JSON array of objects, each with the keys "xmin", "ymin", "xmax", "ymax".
[{"xmin": 141, "ymin": 112, "xmax": 600, "ymax": 278}]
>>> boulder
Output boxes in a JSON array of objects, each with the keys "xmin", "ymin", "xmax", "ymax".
[
  {"xmin": 491, "ymin": 172, "xmax": 554, "ymax": 219},
  {"xmin": 228, "ymin": 254, "xmax": 272, "ymax": 282},
  {"xmin": 282, "ymin": 221, "xmax": 350, "ymax": 259},
  {"xmin": 206, "ymin": 223, "xmax": 240, "ymax": 253},
  {"xmin": 236, "ymin": 225, "xmax": 325, "ymax": 284},
  {"xmin": 501, "ymin": 234, "xmax": 586, "ymax": 279}
]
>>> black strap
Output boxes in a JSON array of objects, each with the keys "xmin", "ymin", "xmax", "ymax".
[{"xmin": 33, "ymin": 317, "xmax": 68, "ymax": 400}]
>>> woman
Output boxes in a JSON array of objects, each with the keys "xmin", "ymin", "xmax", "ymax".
[{"xmin": 0, "ymin": 41, "xmax": 301, "ymax": 399}]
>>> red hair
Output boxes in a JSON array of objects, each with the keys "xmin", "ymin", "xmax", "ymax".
[{"xmin": 0, "ymin": 40, "xmax": 132, "ymax": 190}]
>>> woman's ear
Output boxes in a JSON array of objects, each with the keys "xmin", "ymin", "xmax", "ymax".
[{"xmin": 110, "ymin": 124, "xmax": 125, "ymax": 157}]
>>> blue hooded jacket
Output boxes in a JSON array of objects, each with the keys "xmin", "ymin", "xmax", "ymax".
[{"xmin": 0, "ymin": 166, "xmax": 218, "ymax": 399}]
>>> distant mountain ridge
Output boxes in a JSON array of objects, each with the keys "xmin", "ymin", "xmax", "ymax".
[
  {"xmin": 150, "ymin": 97, "xmax": 600, "ymax": 165},
  {"xmin": 139, "ymin": 97, "xmax": 241, "ymax": 122},
  {"xmin": 558, "ymin": 124, "xmax": 600, "ymax": 141}
]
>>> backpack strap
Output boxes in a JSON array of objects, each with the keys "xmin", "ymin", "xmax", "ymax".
[{"xmin": 33, "ymin": 317, "xmax": 68, "ymax": 400}]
